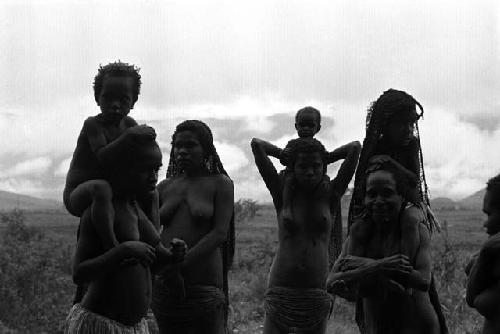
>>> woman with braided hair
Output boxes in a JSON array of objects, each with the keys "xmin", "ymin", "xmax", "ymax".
[
  {"xmin": 251, "ymin": 136, "xmax": 360, "ymax": 334},
  {"xmin": 152, "ymin": 120, "xmax": 234, "ymax": 334},
  {"xmin": 348, "ymin": 89, "xmax": 439, "ymax": 269}
]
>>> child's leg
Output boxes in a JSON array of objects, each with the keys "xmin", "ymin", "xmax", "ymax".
[
  {"xmin": 400, "ymin": 206, "xmax": 424, "ymax": 261},
  {"xmin": 282, "ymin": 173, "xmax": 295, "ymax": 223},
  {"xmin": 69, "ymin": 180, "xmax": 117, "ymax": 250}
]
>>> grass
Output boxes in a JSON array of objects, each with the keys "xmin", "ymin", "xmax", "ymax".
[{"xmin": 0, "ymin": 205, "xmax": 487, "ymax": 333}]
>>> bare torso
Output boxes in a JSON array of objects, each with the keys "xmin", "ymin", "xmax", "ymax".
[
  {"xmin": 269, "ymin": 185, "xmax": 333, "ymax": 289},
  {"xmin": 80, "ymin": 199, "xmax": 152, "ymax": 326},
  {"xmin": 158, "ymin": 175, "xmax": 223, "ymax": 287},
  {"xmin": 362, "ymin": 226, "xmax": 439, "ymax": 334}
]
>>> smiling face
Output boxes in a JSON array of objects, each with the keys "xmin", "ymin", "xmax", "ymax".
[
  {"xmin": 97, "ymin": 75, "xmax": 135, "ymax": 123},
  {"xmin": 173, "ymin": 130, "xmax": 205, "ymax": 174},
  {"xmin": 364, "ymin": 170, "xmax": 404, "ymax": 224},
  {"xmin": 483, "ymin": 190, "xmax": 500, "ymax": 236},
  {"xmin": 293, "ymin": 151, "xmax": 324, "ymax": 191}
]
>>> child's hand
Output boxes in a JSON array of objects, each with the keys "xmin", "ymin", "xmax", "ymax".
[
  {"xmin": 369, "ymin": 155, "xmax": 393, "ymax": 165},
  {"xmin": 127, "ymin": 125, "xmax": 156, "ymax": 140},
  {"xmin": 119, "ymin": 241, "xmax": 156, "ymax": 266},
  {"xmin": 170, "ymin": 238, "xmax": 187, "ymax": 263},
  {"xmin": 280, "ymin": 148, "xmax": 292, "ymax": 167}
]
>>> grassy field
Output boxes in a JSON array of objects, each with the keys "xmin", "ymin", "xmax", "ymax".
[{"xmin": 0, "ymin": 206, "xmax": 487, "ymax": 333}]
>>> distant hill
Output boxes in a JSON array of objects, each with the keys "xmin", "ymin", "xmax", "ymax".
[
  {"xmin": 0, "ymin": 190, "xmax": 62, "ymax": 211},
  {"xmin": 459, "ymin": 188, "xmax": 485, "ymax": 210},
  {"xmin": 431, "ymin": 197, "xmax": 458, "ymax": 210}
]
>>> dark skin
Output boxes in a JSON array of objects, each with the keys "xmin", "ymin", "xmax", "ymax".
[
  {"xmin": 351, "ymin": 111, "xmax": 423, "ymax": 270},
  {"xmin": 155, "ymin": 130, "xmax": 234, "ymax": 334},
  {"xmin": 327, "ymin": 170, "xmax": 440, "ymax": 334},
  {"xmin": 466, "ymin": 189, "xmax": 500, "ymax": 334},
  {"xmin": 64, "ymin": 74, "xmax": 156, "ymax": 250},
  {"xmin": 72, "ymin": 149, "xmax": 186, "ymax": 327},
  {"xmin": 251, "ymin": 137, "xmax": 360, "ymax": 334}
]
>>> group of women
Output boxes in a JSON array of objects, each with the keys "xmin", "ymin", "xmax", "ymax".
[{"xmin": 67, "ymin": 88, "xmax": 450, "ymax": 334}]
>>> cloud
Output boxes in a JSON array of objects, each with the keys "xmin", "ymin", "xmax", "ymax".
[
  {"xmin": 2, "ymin": 157, "xmax": 52, "ymax": 177},
  {"xmin": 215, "ymin": 142, "xmax": 249, "ymax": 173},
  {"xmin": 54, "ymin": 157, "xmax": 71, "ymax": 177}
]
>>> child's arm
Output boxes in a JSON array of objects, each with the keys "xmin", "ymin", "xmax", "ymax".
[
  {"xmin": 404, "ymin": 223, "xmax": 431, "ymax": 291},
  {"xmin": 347, "ymin": 220, "xmax": 369, "ymax": 256},
  {"xmin": 85, "ymin": 117, "xmax": 155, "ymax": 167}
]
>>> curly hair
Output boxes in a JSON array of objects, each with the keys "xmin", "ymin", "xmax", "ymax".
[
  {"xmin": 283, "ymin": 137, "xmax": 328, "ymax": 173},
  {"xmin": 295, "ymin": 106, "xmax": 321, "ymax": 125},
  {"xmin": 486, "ymin": 173, "xmax": 500, "ymax": 206},
  {"xmin": 93, "ymin": 61, "xmax": 142, "ymax": 103}
]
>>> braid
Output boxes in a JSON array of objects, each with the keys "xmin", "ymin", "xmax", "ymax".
[
  {"xmin": 165, "ymin": 119, "xmax": 234, "ymax": 332},
  {"xmin": 348, "ymin": 89, "xmax": 429, "ymax": 231}
]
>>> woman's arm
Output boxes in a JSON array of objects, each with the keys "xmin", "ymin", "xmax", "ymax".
[
  {"xmin": 182, "ymin": 175, "xmax": 234, "ymax": 268},
  {"xmin": 329, "ymin": 141, "xmax": 361, "ymax": 200},
  {"xmin": 250, "ymin": 138, "xmax": 282, "ymax": 203},
  {"xmin": 72, "ymin": 210, "xmax": 155, "ymax": 285}
]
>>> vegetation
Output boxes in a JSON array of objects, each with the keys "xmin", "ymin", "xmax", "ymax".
[{"xmin": 0, "ymin": 205, "xmax": 487, "ymax": 333}]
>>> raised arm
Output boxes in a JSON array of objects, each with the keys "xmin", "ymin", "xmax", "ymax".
[
  {"xmin": 250, "ymin": 138, "xmax": 282, "ymax": 203},
  {"xmin": 329, "ymin": 141, "xmax": 361, "ymax": 199},
  {"xmin": 182, "ymin": 175, "xmax": 234, "ymax": 268}
]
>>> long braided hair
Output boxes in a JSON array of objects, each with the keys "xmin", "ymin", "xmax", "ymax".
[
  {"xmin": 348, "ymin": 89, "xmax": 430, "ymax": 231},
  {"xmin": 166, "ymin": 120, "xmax": 235, "ymax": 330}
]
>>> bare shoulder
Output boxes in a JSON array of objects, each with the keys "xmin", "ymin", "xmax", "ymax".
[
  {"xmin": 213, "ymin": 174, "xmax": 233, "ymax": 187},
  {"xmin": 123, "ymin": 116, "xmax": 138, "ymax": 127},
  {"xmin": 157, "ymin": 177, "xmax": 177, "ymax": 194},
  {"xmin": 83, "ymin": 115, "xmax": 101, "ymax": 129},
  {"xmin": 401, "ymin": 205, "xmax": 425, "ymax": 227},
  {"xmin": 350, "ymin": 218, "xmax": 371, "ymax": 242}
]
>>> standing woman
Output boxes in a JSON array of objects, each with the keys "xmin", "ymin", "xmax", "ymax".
[
  {"xmin": 152, "ymin": 120, "xmax": 235, "ymax": 334},
  {"xmin": 251, "ymin": 136, "xmax": 360, "ymax": 334}
]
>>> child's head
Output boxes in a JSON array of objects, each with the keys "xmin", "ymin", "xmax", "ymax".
[
  {"xmin": 369, "ymin": 89, "xmax": 423, "ymax": 147},
  {"xmin": 484, "ymin": 174, "xmax": 500, "ymax": 236},
  {"xmin": 93, "ymin": 61, "xmax": 142, "ymax": 122},
  {"xmin": 295, "ymin": 107, "xmax": 321, "ymax": 138}
]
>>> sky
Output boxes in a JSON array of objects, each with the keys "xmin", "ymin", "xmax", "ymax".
[{"xmin": 0, "ymin": 0, "xmax": 499, "ymax": 202}]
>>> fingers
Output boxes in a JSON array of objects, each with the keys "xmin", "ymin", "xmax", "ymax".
[{"xmin": 386, "ymin": 279, "xmax": 405, "ymax": 293}]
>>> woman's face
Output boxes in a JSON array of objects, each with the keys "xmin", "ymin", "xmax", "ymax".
[
  {"xmin": 364, "ymin": 170, "xmax": 403, "ymax": 224},
  {"xmin": 173, "ymin": 130, "xmax": 205, "ymax": 173},
  {"xmin": 293, "ymin": 151, "xmax": 324, "ymax": 191},
  {"xmin": 383, "ymin": 112, "xmax": 416, "ymax": 147}
]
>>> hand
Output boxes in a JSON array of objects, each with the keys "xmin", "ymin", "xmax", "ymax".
[
  {"xmin": 369, "ymin": 155, "xmax": 393, "ymax": 165},
  {"xmin": 280, "ymin": 148, "xmax": 292, "ymax": 167},
  {"xmin": 170, "ymin": 238, "xmax": 187, "ymax": 263},
  {"xmin": 119, "ymin": 241, "xmax": 156, "ymax": 266},
  {"xmin": 377, "ymin": 254, "xmax": 413, "ymax": 276},
  {"xmin": 127, "ymin": 125, "xmax": 156, "ymax": 140}
]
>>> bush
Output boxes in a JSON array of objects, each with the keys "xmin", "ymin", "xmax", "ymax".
[
  {"xmin": 235, "ymin": 199, "xmax": 259, "ymax": 223},
  {"xmin": 0, "ymin": 210, "xmax": 74, "ymax": 334}
]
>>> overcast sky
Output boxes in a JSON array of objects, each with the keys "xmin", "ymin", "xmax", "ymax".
[{"xmin": 0, "ymin": 0, "xmax": 499, "ymax": 202}]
